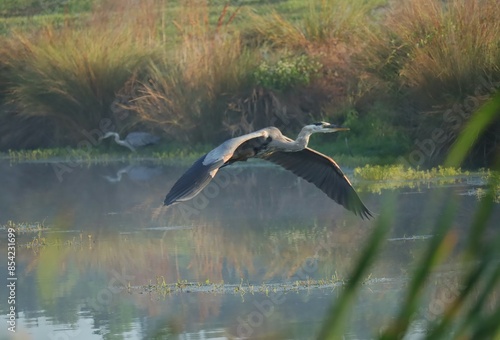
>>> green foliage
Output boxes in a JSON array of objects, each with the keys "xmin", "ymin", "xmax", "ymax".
[
  {"xmin": 254, "ymin": 54, "xmax": 321, "ymax": 91},
  {"xmin": 325, "ymin": 102, "xmax": 411, "ymax": 159}
]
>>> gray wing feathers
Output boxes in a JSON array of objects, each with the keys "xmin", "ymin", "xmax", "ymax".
[
  {"xmin": 264, "ymin": 149, "xmax": 372, "ymax": 219},
  {"xmin": 203, "ymin": 129, "xmax": 270, "ymax": 165},
  {"xmin": 164, "ymin": 155, "xmax": 223, "ymax": 205},
  {"xmin": 165, "ymin": 129, "xmax": 270, "ymax": 206}
]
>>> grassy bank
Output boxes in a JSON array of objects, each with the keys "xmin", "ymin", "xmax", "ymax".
[{"xmin": 0, "ymin": 0, "xmax": 499, "ymax": 166}]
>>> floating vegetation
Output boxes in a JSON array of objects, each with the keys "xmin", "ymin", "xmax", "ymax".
[
  {"xmin": 137, "ymin": 275, "xmax": 350, "ymax": 297},
  {"xmin": 354, "ymin": 165, "xmax": 470, "ymax": 181},
  {"xmin": 474, "ymin": 188, "xmax": 500, "ymax": 203},
  {"xmin": 6, "ymin": 148, "xmax": 110, "ymax": 163},
  {"xmin": 387, "ymin": 235, "xmax": 434, "ymax": 242},
  {"xmin": 2, "ymin": 146, "xmax": 208, "ymax": 165},
  {"xmin": 19, "ymin": 231, "xmax": 94, "ymax": 252},
  {"xmin": 352, "ymin": 165, "xmax": 486, "ymax": 194},
  {"xmin": 1, "ymin": 220, "xmax": 48, "ymax": 233}
]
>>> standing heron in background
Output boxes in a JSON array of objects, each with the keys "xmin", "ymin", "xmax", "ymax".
[
  {"xmin": 164, "ymin": 122, "xmax": 373, "ymax": 219},
  {"xmin": 100, "ymin": 132, "xmax": 160, "ymax": 152}
]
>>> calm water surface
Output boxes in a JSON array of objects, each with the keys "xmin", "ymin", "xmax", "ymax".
[{"xmin": 0, "ymin": 160, "xmax": 498, "ymax": 339}]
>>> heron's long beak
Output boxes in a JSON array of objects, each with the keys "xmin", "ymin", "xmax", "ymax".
[{"xmin": 326, "ymin": 124, "xmax": 350, "ymax": 132}]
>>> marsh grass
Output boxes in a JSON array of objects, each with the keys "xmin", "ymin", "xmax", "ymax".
[{"xmin": 1, "ymin": 0, "xmax": 498, "ymax": 162}]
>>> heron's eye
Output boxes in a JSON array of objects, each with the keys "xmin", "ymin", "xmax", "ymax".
[{"xmin": 313, "ymin": 122, "xmax": 323, "ymax": 126}]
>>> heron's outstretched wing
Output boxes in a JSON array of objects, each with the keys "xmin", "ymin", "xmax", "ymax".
[
  {"xmin": 263, "ymin": 148, "xmax": 373, "ymax": 219},
  {"xmin": 126, "ymin": 132, "xmax": 161, "ymax": 147},
  {"xmin": 164, "ymin": 154, "xmax": 224, "ymax": 205},
  {"xmin": 164, "ymin": 129, "xmax": 272, "ymax": 206}
]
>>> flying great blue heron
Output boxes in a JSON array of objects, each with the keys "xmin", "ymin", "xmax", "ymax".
[
  {"xmin": 100, "ymin": 132, "xmax": 160, "ymax": 152},
  {"xmin": 164, "ymin": 122, "xmax": 372, "ymax": 219}
]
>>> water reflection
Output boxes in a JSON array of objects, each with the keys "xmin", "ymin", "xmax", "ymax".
[
  {"xmin": 103, "ymin": 164, "xmax": 164, "ymax": 183},
  {"xmin": 0, "ymin": 160, "xmax": 497, "ymax": 339}
]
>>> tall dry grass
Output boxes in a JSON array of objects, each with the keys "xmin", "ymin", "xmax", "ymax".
[
  {"xmin": 249, "ymin": 0, "xmax": 386, "ymax": 48},
  {"xmin": 365, "ymin": 0, "xmax": 500, "ymax": 98},
  {"xmin": 123, "ymin": 2, "xmax": 260, "ymax": 143},
  {"xmin": 357, "ymin": 0, "xmax": 500, "ymax": 164},
  {"xmin": 0, "ymin": 0, "xmax": 161, "ymax": 145}
]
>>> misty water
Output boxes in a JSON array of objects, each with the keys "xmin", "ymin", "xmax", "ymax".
[{"xmin": 0, "ymin": 160, "xmax": 498, "ymax": 339}]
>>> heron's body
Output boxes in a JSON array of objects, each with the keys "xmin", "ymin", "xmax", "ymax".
[
  {"xmin": 164, "ymin": 123, "xmax": 372, "ymax": 219},
  {"xmin": 101, "ymin": 132, "xmax": 160, "ymax": 152}
]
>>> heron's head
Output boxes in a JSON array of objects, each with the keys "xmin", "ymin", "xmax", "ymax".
[{"xmin": 306, "ymin": 122, "xmax": 350, "ymax": 134}]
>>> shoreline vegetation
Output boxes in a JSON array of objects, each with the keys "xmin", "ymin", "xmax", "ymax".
[{"xmin": 0, "ymin": 0, "xmax": 499, "ymax": 168}]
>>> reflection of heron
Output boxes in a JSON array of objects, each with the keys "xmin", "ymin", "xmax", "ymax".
[
  {"xmin": 164, "ymin": 122, "xmax": 372, "ymax": 219},
  {"xmin": 104, "ymin": 164, "xmax": 163, "ymax": 183},
  {"xmin": 100, "ymin": 132, "xmax": 160, "ymax": 152}
]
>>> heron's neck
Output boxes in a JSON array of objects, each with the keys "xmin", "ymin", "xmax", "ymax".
[
  {"xmin": 274, "ymin": 128, "xmax": 312, "ymax": 152},
  {"xmin": 113, "ymin": 134, "xmax": 135, "ymax": 151},
  {"xmin": 294, "ymin": 128, "xmax": 312, "ymax": 149},
  {"xmin": 112, "ymin": 133, "xmax": 122, "ymax": 144}
]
